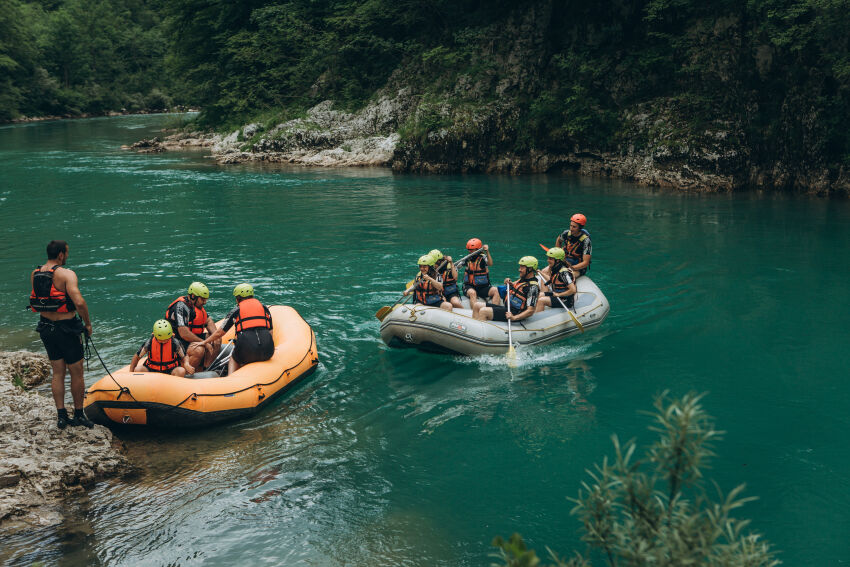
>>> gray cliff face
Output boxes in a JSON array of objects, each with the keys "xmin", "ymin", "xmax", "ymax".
[
  {"xmin": 129, "ymin": 0, "xmax": 848, "ymax": 195},
  {"xmin": 0, "ymin": 351, "xmax": 129, "ymax": 528}
]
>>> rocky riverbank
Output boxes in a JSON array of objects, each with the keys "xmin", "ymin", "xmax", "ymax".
[
  {"xmin": 0, "ymin": 351, "xmax": 130, "ymax": 528},
  {"xmin": 127, "ymin": 92, "xmax": 849, "ymax": 196}
]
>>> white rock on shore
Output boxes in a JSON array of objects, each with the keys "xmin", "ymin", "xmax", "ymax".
[{"xmin": 0, "ymin": 351, "xmax": 130, "ymax": 527}]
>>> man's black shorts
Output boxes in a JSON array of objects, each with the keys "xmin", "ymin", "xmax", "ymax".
[
  {"xmin": 463, "ymin": 283, "xmax": 493, "ymax": 300},
  {"xmin": 487, "ymin": 304, "xmax": 510, "ymax": 323},
  {"xmin": 36, "ymin": 316, "xmax": 84, "ymax": 364},
  {"xmin": 233, "ymin": 328, "xmax": 275, "ymax": 365}
]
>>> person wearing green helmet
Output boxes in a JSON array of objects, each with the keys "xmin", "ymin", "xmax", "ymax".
[
  {"xmin": 473, "ymin": 256, "xmax": 540, "ymax": 322},
  {"xmin": 403, "ymin": 254, "xmax": 453, "ymax": 311},
  {"xmin": 129, "ymin": 320, "xmax": 195, "ymax": 377},
  {"xmin": 201, "ymin": 283, "xmax": 274, "ymax": 375},
  {"xmin": 165, "ymin": 281, "xmax": 219, "ymax": 372},
  {"xmin": 429, "ymin": 249, "xmax": 463, "ymax": 308},
  {"xmin": 536, "ymin": 247, "xmax": 577, "ymax": 312}
]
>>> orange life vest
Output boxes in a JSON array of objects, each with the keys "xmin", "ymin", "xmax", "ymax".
[
  {"xmin": 165, "ymin": 296, "xmax": 209, "ymax": 337},
  {"xmin": 563, "ymin": 230, "xmax": 590, "ymax": 266},
  {"xmin": 414, "ymin": 271, "xmax": 444, "ymax": 305},
  {"xmin": 234, "ymin": 298, "xmax": 272, "ymax": 333},
  {"xmin": 547, "ymin": 266, "xmax": 575, "ymax": 308},
  {"xmin": 29, "ymin": 265, "xmax": 76, "ymax": 313},
  {"xmin": 507, "ymin": 278, "xmax": 538, "ymax": 313},
  {"xmin": 437, "ymin": 261, "xmax": 458, "ymax": 295},
  {"xmin": 145, "ymin": 337, "xmax": 180, "ymax": 372},
  {"xmin": 464, "ymin": 256, "xmax": 490, "ymax": 286}
]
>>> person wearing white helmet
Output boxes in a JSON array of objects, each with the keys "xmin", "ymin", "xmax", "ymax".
[
  {"xmin": 130, "ymin": 320, "xmax": 194, "ymax": 377},
  {"xmin": 165, "ymin": 281, "xmax": 219, "ymax": 371},
  {"xmin": 202, "ymin": 284, "xmax": 274, "ymax": 375}
]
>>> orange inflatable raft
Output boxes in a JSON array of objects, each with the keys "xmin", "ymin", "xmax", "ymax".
[{"xmin": 84, "ymin": 305, "xmax": 318, "ymax": 427}]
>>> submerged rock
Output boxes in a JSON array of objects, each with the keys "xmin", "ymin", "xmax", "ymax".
[{"xmin": 0, "ymin": 350, "xmax": 130, "ymax": 528}]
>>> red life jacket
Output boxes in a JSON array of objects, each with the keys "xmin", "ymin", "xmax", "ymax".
[
  {"xmin": 165, "ymin": 296, "xmax": 209, "ymax": 337},
  {"xmin": 30, "ymin": 265, "xmax": 76, "ymax": 313},
  {"xmin": 145, "ymin": 337, "xmax": 180, "ymax": 372},
  {"xmin": 414, "ymin": 271, "xmax": 444, "ymax": 305},
  {"xmin": 234, "ymin": 298, "xmax": 272, "ymax": 333},
  {"xmin": 464, "ymin": 256, "xmax": 490, "ymax": 286}
]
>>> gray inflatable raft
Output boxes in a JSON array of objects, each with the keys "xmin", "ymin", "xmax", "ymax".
[{"xmin": 380, "ymin": 276, "xmax": 610, "ymax": 355}]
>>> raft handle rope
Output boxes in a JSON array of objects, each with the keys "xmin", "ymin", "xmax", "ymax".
[
  {"xmin": 169, "ymin": 309, "xmax": 318, "ymax": 411},
  {"xmin": 85, "ymin": 334, "xmax": 138, "ymax": 402}
]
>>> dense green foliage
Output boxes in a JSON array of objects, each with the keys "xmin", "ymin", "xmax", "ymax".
[
  {"xmin": 2, "ymin": 0, "xmax": 849, "ymax": 171},
  {"xmin": 491, "ymin": 393, "xmax": 778, "ymax": 567},
  {"xmin": 0, "ymin": 0, "xmax": 169, "ymax": 120}
]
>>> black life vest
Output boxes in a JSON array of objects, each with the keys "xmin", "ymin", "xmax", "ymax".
[
  {"xmin": 508, "ymin": 278, "xmax": 538, "ymax": 312},
  {"xmin": 437, "ymin": 261, "xmax": 458, "ymax": 295},
  {"xmin": 464, "ymin": 256, "xmax": 490, "ymax": 286},
  {"xmin": 145, "ymin": 337, "xmax": 180, "ymax": 372},
  {"xmin": 548, "ymin": 266, "xmax": 575, "ymax": 308},
  {"xmin": 165, "ymin": 296, "xmax": 209, "ymax": 337},
  {"xmin": 30, "ymin": 265, "xmax": 76, "ymax": 313},
  {"xmin": 234, "ymin": 298, "xmax": 272, "ymax": 334},
  {"xmin": 563, "ymin": 229, "xmax": 591, "ymax": 266},
  {"xmin": 414, "ymin": 270, "xmax": 444, "ymax": 305}
]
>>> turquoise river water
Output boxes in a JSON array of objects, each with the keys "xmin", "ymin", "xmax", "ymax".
[{"xmin": 0, "ymin": 115, "xmax": 848, "ymax": 565}]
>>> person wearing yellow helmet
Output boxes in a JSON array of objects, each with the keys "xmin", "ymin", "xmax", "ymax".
[
  {"xmin": 429, "ymin": 249, "xmax": 463, "ymax": 308},
  {"xmin": 473, "ymin": 256, "xmax": 540, "ymax": 322},
  {"xmin": 165, "ymin": 281, "xmax": 220, "ymax": 372},
  {"xmin": 201, "ymin": 283, "xmax": 274, "ymax": 375},
  {"xmin": 403, "ymin": 254, "xmax": 453, "ymax": 311},
  {"xmin": 129, "ymin": 320, "xmax": 195, "ymax": 377},
  {"xmin": 536, "ymin": 247, "xmax": 577, "ymax": 312},
  {"xmin": 554, "ymin": 213, "xmax": 592, "ymax": 276}
]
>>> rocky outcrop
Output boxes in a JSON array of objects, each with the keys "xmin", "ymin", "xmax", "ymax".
[{"xmin": 0, "ymin": 351, "xmax": 130, "ymax": 528}]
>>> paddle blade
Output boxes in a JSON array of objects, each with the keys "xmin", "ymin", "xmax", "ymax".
[
  {"xmin": 506, "ymin": 344, "xmax": 517, "ymax": 367},
  {"xmin": 375, "ymin": 306, "xmax": 392, "ymax": 321},
  {"xmin": 406, "ymin": 279, "xmax": 415, "ymax": 289},
  {"xmin": 539, "ymin": 243, "xmax": 550, "ymax": 252}
]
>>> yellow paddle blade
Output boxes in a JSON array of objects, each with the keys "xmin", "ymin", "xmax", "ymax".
[
  {"xmin": 567, "ymin": 309, "xmax": 585, "ymax": 333},
  {"xmin": 406, "ymin": 279, "xmax": 415, "ymax": 289},
  {"xmin": 375, "ymin": 306, "xmax": 392, "ymax": 321},
  {"xmin": 507, "ymin": 344, "xmax": 517, "ymax": 367}
]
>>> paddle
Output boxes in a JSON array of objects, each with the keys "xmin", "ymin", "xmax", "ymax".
[
  {"xmin": 375, "ymin": 283, "xmax": 416, "ymax": 322},
  {"xmin": 537, "ymin": 273, "xmax": 584, "ymax": 333},
  {"xmin": 539, "ymin": 243, "xmax": 549, "ymax": 252},
  {"xmin": 505, "ymin": 284, "xmax": 517, "ymax": 367}
]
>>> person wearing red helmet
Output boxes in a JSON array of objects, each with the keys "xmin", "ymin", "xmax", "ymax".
[
  {"xmin": 462, "ymin": 238, "xmax": 499, "ymax": 305},
  {"xmin": 555, "ymin": 213, "xmax": 592, "ymax": 276}
]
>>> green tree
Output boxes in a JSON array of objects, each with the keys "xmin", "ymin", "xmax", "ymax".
[{"xmin": 492, "ymin": 393, "xmax": 779, "ymax": 567}]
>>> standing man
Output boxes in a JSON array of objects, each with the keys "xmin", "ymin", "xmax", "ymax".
[
  {"xmin": 202, "ymin": 284, "xmax": 274, "ymax": 376},
  {"xmin": 165, "ymin": 282, "xmax": 219, "ymax": 372},
  {"xmin": 29, "ymin": 240, "xmax": 94, "ymax": 429},
  {"xmin": 555, "ymin": 213, "xmax": 592, "ymax": 276}
]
